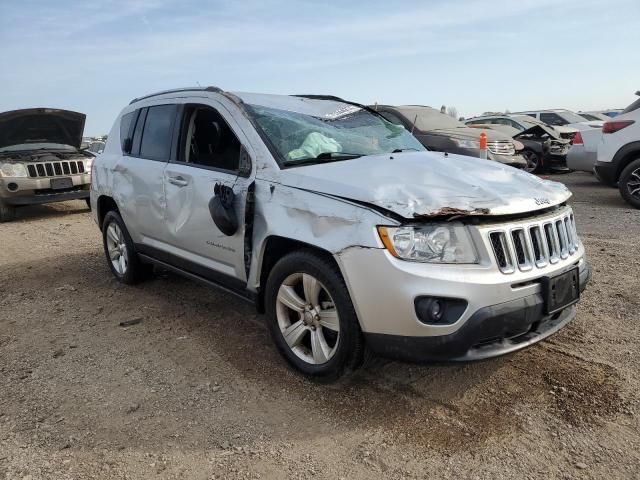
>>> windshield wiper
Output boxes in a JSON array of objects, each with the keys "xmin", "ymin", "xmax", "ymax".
[
  {"xmin": 315, "ymin": 152, "xmax": 363, "ymax": 160},
  {"xmin": 285, "ymin": 152, "xmax": 363, "ymax": 168},
  {"xmin": 391, "ymin": 148, "xmax": 420, "ymax": 153}
]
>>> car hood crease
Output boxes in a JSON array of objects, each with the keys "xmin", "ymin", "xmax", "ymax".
[{"xmin": 272, "ymin": 151, "xmax": 571, "ymax": 218}]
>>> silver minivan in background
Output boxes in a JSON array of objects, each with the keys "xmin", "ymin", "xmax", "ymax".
[{"xmin": 91, "ymin": 87, "xmax": 591, "ymax": 380}]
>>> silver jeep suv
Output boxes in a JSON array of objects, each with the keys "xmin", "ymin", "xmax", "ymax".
[
  {"xmin": 0, "ymin": 108, "xmax": 93, "ymax": 221},
  {"xmin": 91, "ymin": 87, "xmax": 591, "ymax": 380}
]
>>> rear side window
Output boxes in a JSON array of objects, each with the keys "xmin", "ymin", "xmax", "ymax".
[
  {"xmin": 622, "ymin": 97, "xmax": 640, "ymax": 114},
  {"xmin": 120, "ymin": 111, "xmax": 136, "ymax": 143},
  {"xmin": 139, "ymin": 105, "xmax": 177, "ymax": 161},
  {"xmin": 540, "ymin": 113, "xmax": 566, "ymax": 126}
]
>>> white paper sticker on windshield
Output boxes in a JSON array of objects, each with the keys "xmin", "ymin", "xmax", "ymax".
[{"xmin": 322, "ymin": 105, "xmax": 361, "ymax": 120}]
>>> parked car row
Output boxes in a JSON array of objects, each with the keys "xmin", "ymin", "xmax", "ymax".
[{"xmin": 465, "ymin": 115, "xmax": 572, "ymax": 172}]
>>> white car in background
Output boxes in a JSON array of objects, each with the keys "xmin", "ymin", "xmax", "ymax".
[
  {"xmin": 595, "ymin": 92, "xmax": 640, "ymax": 208},
  {"xmin": 566, "ymin": 127, "xmax": 602, "ymax": 173},
  {"xmin": 515, "ymin": 109, "xmax": 604, "ymax": 130},
  {"xmin": 578, "ymin": 111, "xmax": 613, "ymax": 122}
]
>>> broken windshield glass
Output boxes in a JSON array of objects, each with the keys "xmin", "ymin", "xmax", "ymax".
[{"xmin": 243, "ymin": 98, "xmax": 425, "ymax": 166}]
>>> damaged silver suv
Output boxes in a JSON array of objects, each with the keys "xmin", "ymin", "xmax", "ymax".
[{"xmin": 91, "ymin": 87, "xmax": 591, "ymax": 380}]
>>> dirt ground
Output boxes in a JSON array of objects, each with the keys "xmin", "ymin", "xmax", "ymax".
[{"xmin": 1, "ymin": 171, "xmax": 639, "ymax": 480}]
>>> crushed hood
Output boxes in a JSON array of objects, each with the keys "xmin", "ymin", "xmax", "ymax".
[
  {"xmin": 514, "ymin": 124, "xmax": 563, "ymax": 140},
  {"xmin": 0, "ymin": 108, "xmax": 86, "ymax": 150},
  {"xmin": 274, "ymin": 151, "xmax": 571, "ymax": 219}
]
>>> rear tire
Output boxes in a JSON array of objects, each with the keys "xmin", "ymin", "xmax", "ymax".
[
  {"xmin": 265, "ymin": 250, "xmax": 365, "ymax": 381},
  {"xmin": 0, "ymin": 200, "xmax": 16, "ymax": 223},
  {"xmin": 619, "ymin": 159, "xmax": 640, "ymax": 209},
  {"xmin": 101, "ymin": 211, "xmax": 152, "ymax": 284}
]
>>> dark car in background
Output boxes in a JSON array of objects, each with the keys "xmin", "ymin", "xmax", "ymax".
[
  {"xmin": 372, "ymin": 105, "xmax": 527, "ymax": 169},
  {"xmin": 465, "ymin": 115, "xmax": 571, "ymax": 172}
]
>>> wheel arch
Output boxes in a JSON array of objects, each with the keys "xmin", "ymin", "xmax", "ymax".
[
  {"xmin": 96, "ymin": 195, "xmax": 120, "ymax": 230},
  {"xmin": 255, "ymin": 236, "xmax": 338, "ymax": 313},
  {"xmin": 613, "ymin": 141, "xmax": 640, "ymax": 181}
]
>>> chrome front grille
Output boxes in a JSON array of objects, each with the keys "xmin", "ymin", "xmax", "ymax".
[
  {"xmin": 487, "ymin": 140, "xmax": 516, "ymax": 156},
  {"xmin": 26, "ymin": 161, "xmax": 85, "ymax": 178},
  {"xmin": 488, "ymin": 210, "xmax": 579, "ymax": 274}
]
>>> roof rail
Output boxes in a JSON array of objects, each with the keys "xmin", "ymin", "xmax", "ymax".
[{"xmin": 129, "ymin": 86, "xmax": 222, "ymax": 104}]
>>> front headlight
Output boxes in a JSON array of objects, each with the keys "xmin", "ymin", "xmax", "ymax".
[
  {"xmin": 453, "ymin": 139, "xmax": 480, "ymax": 149},
  {"xmin": 0, "ymin": 162, "xmax": 28, "ymax": 178},
  {"xmin": 377, "ymin": 224, "xmax": 478, "ymax": 263},
  {"xmin": 85, "ymin": 157, "xmax": 94, "ymax": 173}
]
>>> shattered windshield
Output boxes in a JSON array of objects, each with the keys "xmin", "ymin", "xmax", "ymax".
[{"xmin": 243, "ymin": 97, "xmax": 425, "ymax": 166}]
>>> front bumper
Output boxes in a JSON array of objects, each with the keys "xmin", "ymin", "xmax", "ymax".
[
  {"xmin": 543, "ymin": 153, "xmax": 569, "ymax": 170},
  {"xmin": 365, "ymin": 264, "xmax": 590, "ymax": 362},
  {"xmin": 491, "ymin": 153, "xmax": 528, "ymax": 169},
  {"xmin": 337, "ymin": 217, "xmax": 589, "ymax": 362},
  {"xmin": 0, "ymin": 175, "xmax": 90, "ymax": 205}
]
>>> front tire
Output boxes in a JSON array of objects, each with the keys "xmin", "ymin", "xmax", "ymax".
[
  {"xmin": 619, "ymin": 159, "xmax": 640, "ymax": 209},
  {"xmin": 101, "ymin": 211, "xmax": 151, "ymax": 284},
  {"xmin": 265, "ymin": 250, "xmax": 365, "ymax": 381},
  {"xmin": 0, "ymin": 200, "xmax": 16, "ymax": 223}
]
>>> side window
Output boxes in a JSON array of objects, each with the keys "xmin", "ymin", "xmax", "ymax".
[
  {"xmin": 119, "ymin": 111, "xmax": 137, "ymax": 153},
  {"xmin": 540, "ymin": 113, "xmax": 566, "ymax": 126},
  {"xmin": 120, "ymin": 112, "xmax": 136, "ymax": 141},
  {"xmin": 180, "ymin": 106, "xmax": 242, "ymax": 172},
  {"xmin": 139, "ymin": 105, "xmax": 177, "ymax": 161},
  {"xmin": 379, "ymin": 111, "xmax": 405, "ymax": 126}
]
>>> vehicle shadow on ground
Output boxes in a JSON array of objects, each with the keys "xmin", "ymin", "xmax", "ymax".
[
  {"xmin": 0, "ymin": 252, "xmax": 625, "ymax": 454},
  {"xmin": 9, "ymin": 200, "xmax": 89, "ymax": 222}
]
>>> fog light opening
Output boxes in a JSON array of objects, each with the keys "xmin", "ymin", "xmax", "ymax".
[
  {"xmin": 414, "ymin": 296, "xmax": 468, "ymax": 326},
  {"xmin": 7, "ymin": 182, "xmax": 18, "ymax": 192}
]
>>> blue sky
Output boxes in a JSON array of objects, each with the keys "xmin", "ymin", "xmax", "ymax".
[{"xmin": 1, "ymin": 0, "xmax": 638, "ymax": 135}]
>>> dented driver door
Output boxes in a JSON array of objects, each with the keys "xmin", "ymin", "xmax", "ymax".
[{"xmin": 160, "ymin": 102, "xmax": 255, "ymax": 284}]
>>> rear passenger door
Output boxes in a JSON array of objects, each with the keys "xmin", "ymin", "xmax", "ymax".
[
  {"xmin": 116, "ymin": 104, "xmax": 178, "ymax": 245},
  {"xmin": 161, "ymin": 102, "xmax": 255, "ymax": 283}
]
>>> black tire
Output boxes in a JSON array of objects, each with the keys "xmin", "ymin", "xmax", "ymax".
[
  {"xmin": 0, "ymin": 200, "xmax": 16, "ymax": 223},
  {"xmin": 265, "ymin": 250, "xmax": 365, "ymax": 381},
  {"xmin": 619, "ymin": 159, "xmax": 640, "ymax": 209},
  {"xmin": 522, "ymin": 149, "xmax": 541, "ymax": 173},
  {"xmin": 101, "ymin": 210, "xmax": 152, "ymax": 284}
]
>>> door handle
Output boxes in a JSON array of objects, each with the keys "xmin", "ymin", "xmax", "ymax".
[{"xmin": 168, "ymin": 175, "xmax": 189, "ymax": 187}]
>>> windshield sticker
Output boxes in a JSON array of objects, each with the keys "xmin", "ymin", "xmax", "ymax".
[{"xmin": 322, "ymin": 105, "xmax": 361, "ymax": 120}]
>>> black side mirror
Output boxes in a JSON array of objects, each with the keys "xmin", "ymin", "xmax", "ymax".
[{"xmin": 122, "ymin": 137, "xmax": 133, "ymax": 154}]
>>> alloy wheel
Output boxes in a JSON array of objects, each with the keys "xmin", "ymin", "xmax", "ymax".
[
  {"xmin": 522, "ymin": 151, "xmax": 539, "ymax": 173},
  {"xmin": 626, "ymin": 167, "xmax": 640, "ymax": 200},
  {"xmin": 106, "ymin": 221, "xmax": 128, "ymax": 275},
  {"xmin": 275, "ymin": 273, "xmax": 340, "ymax": 365}
]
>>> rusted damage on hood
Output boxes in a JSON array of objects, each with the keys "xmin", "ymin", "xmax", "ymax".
[{"xmin": 413, "ymin": 206, "xmax": 491, "ymax": 219}]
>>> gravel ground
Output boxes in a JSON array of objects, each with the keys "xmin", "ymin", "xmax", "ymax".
[{"xmin": 1, "ymin": 171, "xmax": 639, "ymax": 479}]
